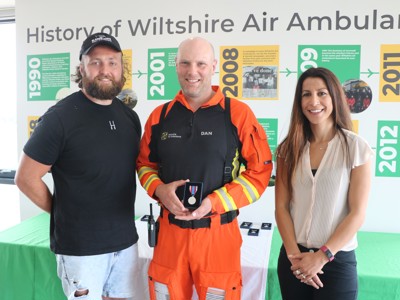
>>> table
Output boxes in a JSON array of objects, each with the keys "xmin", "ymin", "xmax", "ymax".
[
  {"xmin": 1, "ymin": 213, "xmax": 400, "ymax": 300},
  {"xmin": 0, "ymin": 213, "xmax": 273, "ymax": 300}
]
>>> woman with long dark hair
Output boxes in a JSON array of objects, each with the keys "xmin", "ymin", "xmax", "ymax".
[{"xmin": 275, "ymin": 67, "xmax": 373, "ymax": 300}]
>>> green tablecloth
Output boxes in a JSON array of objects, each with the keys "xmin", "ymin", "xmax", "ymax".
[
  {"xmin": 0, "ymin": 213, "xmax": 65, "ymax": 300},
  {"xmin": 1, "ymin": 213, "xmax": 399, "ymax": 300}
]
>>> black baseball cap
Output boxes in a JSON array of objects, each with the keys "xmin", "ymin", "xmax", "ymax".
[{"xmin": 79, "ymin": 32, "xmax": 122, "ymax": 60}]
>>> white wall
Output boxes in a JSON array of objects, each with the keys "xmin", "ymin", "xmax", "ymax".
[{"xmin": 16, "ymin": 0, "xmax": 400, "ymax": 233}]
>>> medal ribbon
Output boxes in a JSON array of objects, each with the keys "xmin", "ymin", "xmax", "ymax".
[{"xmin": 189, "ymin": 185, "xmax": 198, "ymax": 196}]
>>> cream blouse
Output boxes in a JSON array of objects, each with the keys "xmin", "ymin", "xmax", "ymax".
[{"xmin": 290, "ymin": 129, "xmax": 374, "ymax": 251}]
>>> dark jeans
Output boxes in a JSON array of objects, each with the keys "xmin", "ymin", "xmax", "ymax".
[{"xmin": 277, "ymin": 245, "xmax": 358, "ymax": 300}]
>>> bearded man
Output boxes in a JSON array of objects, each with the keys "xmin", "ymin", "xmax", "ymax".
[{"xmin": 15, "ymin": 33, "xmax": 142, "ymax": 300}]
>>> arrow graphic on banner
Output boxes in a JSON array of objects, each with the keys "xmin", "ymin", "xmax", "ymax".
[
  {"xmin": 360, "ymin": 69, "xmax": 379, "ymax": 78},
  {"xmin": 132, "ymin": 70, "xmax": 147, "ymax": 78},
  {"xmin": 279, "ymin": 68, "xmax": 297, "ymax": 77}
]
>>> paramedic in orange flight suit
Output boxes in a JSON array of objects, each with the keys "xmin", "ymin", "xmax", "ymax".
[{"xmin": 137, "ymin": 37, "xmax": 272, "ymax": 300}]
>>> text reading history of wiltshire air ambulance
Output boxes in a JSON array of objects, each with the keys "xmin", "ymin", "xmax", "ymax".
[{"xmin": 26, "ymin": 10, "xmax": 400, "ymax": 43}]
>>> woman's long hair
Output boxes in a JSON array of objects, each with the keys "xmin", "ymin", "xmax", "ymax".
[{"xmin": 276, "ymin": 67, "xmax": 353, "ymax": 195}]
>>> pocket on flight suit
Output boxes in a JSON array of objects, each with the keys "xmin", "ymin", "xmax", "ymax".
[
  {"xmin": 250, "ymin": 123, "xmax": 271, "ymax": 164},
  {"xmin": 148, "ymin": 261, "xmax": 177, "ymax": 300},
  {"xmin": 198, "ymin": 271, "xmax": 242, "ymax": 300}
]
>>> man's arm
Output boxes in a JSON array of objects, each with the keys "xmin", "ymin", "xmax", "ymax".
[
  {"xmin": 207, "ymin": 101, "xmax": 273, "ymax": 214},
  {"xmin": 15, "ymin": 152, "xmax": 53, "ymax": 213},
  {"xmin": 136, "ymin": 105, "xmax": 165, "ymax": 199}
]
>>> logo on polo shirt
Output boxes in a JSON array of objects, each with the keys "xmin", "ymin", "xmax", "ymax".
[{"xmin": 161, "ymin": 132, "xmax": 181, "ymax": 140}]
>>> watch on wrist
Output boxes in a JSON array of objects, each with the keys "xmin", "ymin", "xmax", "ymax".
[{"xmin": 320, "ymin": 245, "xmax": 335, "ymax": 262}]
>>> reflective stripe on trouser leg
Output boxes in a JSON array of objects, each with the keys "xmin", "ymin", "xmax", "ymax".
[
  {"xmin": 197, "ymin": 270, "xmax": 242, "ymax": 300},
  {"xmin": 206, "ymin": 287, "xmax": 226, "ymax": 300},
  {"xmin": 148, "ymin": 276, "xmax": 172, "ymax": 300},
  {"xmin": 154, "ymin": 282, "xmax": 170, "ymax": 300}
]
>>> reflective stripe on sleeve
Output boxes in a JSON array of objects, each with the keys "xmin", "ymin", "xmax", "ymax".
[
  {"xmin": 138, "ymin": 166, "xmax": 159, "ymax": 192},
  {"xmin": 233, "ymin": 175, "xmax": 260, "ymax": 204},
  {"xmin": 215, "ymin": 188, "xmax": 238, "ymax": 211}
]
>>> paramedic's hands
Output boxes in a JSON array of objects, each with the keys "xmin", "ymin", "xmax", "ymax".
[
  {"xmin": 175, "ymin": 197, "xmax": 212, "ymax": 220},
  {"xmin": 155, "ymin": 180, "xmax": 189, "ymax": 216}
]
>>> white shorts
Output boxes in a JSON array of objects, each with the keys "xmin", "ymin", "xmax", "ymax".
[{"xmin": 56, "ymin": 243, "xmax": 142, "ymax": 300}]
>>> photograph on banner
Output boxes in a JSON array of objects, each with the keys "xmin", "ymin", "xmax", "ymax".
[
  {"xmin": 379, "ymin": 44, "xmax": 400, "ymax": 102},
  {"xmin": 147, "ymin": 48, "xmax": 180, "ymax": 100},
  {"xmin": 27, "ymin": 53, "xmax": 71, "ymax": 101},
  {"xmin": 375, "ymin": 120, "xmax": 400, "ymax": 178},
  {"xmin": 219, "ymin": 45, "xmax": 279, "ymax": 100},
  {"xmin": 343, "ymin": 79, "xmax": 372, "ymax": 114}
]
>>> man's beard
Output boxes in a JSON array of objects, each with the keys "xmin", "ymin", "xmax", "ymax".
[{"xmin": 82, "ymin": 75, "xmax": 124, "ymax": 100}]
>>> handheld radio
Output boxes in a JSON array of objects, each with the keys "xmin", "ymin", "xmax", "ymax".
[{"xmin": 148, "ymin": 203, "xmax": 158, "ymax": 247}]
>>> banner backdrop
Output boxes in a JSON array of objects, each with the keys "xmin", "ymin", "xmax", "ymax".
[{"xmin": 16, "ymin": 0, "xmax": 400, "ymax": 233}]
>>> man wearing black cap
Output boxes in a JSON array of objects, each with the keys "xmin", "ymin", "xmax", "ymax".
[{"xmin": 15, "ymin": 33, "xmax": 142, "ymax": 300}]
